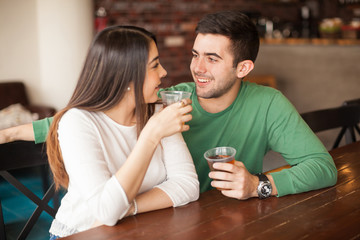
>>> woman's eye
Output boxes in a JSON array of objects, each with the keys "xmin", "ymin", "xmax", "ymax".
[{"xmin": 153, "ymin": 63, "xmax": 159, "ymax": 69}]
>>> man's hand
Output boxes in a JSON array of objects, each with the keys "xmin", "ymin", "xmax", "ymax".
[{"xmin": 208, "ymin": 161, "xmax": 259, "ymax": 200}]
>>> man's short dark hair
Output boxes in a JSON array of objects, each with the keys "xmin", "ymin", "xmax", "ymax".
[{"xmin": 196, "ymin": 10, "xmax": 260, "ymax": 68}]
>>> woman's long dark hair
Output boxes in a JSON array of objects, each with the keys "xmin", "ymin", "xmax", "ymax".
[{"xmin": 46, "ymin": 26, "xmax": 157, "ymax": 190}]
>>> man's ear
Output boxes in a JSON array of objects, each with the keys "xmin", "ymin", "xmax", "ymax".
[{"xmin": 236, "ymin": 60, "xmax": 254, "ymax": 78}]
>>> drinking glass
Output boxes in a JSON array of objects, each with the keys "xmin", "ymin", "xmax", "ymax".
[
  {"xmin": 160, "ymin": 91, "xmax": 191, "ymax": 107},
  {"xmin": 204, "ymin": 146, "xmax": 236, "ymax": 171}
]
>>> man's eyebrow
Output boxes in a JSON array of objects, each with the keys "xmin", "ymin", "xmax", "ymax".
[
  {"xmin": 192, "ymin": 49, "xmax": 222, "ymax": 59},
  {"xmin": 149, "ymin": 56, "xmax": 159, "ymax": 64},
  {"xmin": 206, "ymin": 53, "xmax": 222, "ymax": 59}
]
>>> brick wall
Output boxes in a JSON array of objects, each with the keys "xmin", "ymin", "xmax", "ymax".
[{"xmin": 94, "ymin": 0, "xmax": 356, "ymax": 87}]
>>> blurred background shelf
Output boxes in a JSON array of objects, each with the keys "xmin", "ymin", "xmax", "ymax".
[{"xmin": 261, "ymin": 37, "xmax": 360, "ymax": 45}]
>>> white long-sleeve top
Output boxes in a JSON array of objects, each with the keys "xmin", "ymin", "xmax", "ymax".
[{"xmin": 49, "ymin": 108, "xmax": 199, "ymax": 237}]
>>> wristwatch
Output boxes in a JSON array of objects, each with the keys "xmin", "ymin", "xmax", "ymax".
[{"xmin": 256, "ymin": 173, "xmax": 272, "ymax": 199}]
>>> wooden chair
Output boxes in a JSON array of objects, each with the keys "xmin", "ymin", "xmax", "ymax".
[
  {"xmin": 301, "ymin": 105, "xmax": 360, "ymax": 150},
  {"xmin": 343, "ymin": 98, "xmax": 360, "ymax": 106},
  {"xmin": 342, "ymin": 98, "xmax": 360, "ymax": 147},
  {"xmin": 0, "ymin": 81, "xmax": 56, "ymax": 119},
  {"xmin": 0, "ymin": 141, "xmax": 58, "ymax": 240}
]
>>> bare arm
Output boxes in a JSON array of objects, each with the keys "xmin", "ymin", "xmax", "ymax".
[
  {"xmin": 126, "ymin": 188, "xmax": 173, "ymax": 216},
  {"xmin": 0, "ymin": 123, "xmax": 35, "ymax": 144},
  {"xmin": 92, "ymin": 188, "xmax": 173, "ymax": 227}
]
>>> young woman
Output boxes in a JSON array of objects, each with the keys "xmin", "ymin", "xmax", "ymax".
[{"xmin": 45, "ymin": 26, "xmax": 199, "ymax": 239}]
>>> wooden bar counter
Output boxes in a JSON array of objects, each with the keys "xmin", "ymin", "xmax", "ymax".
[{"xmin": 62, "ymin": 141, "xmax": 360, "ymax": 240}]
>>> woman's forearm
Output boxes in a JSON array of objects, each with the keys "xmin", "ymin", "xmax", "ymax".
[
  {"xmin": 115, "ymin": 130, "xmax": 160, "ymax": 202},
  {"xmin": 126, "ymin": 187, "xmax": 173, "ymax": 216}
]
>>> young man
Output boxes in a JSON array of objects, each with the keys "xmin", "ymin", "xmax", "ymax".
[
  {"xmin": 161, "ymin": 10, "xmax": 337, "ymax": 199},
  {"xmin": 0, "ymin": 11, "xmax": 337, "ymax": 200}
]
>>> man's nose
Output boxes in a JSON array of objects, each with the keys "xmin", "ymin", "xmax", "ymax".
[{"xmin": 193, "ymin": 58, "xmax": 206, "ymax": 73}]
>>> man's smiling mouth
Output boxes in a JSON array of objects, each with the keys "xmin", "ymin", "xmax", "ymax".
[{"xmin": 198, "ymin": 78, "xmax": 211, "ymax": 83}]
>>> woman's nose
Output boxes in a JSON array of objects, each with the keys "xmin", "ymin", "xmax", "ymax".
[{"xmin": 160, "ymin": 64, "xmax": 167, "ymax": 78}]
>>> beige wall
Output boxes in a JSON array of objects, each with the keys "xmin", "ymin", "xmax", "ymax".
[
  {"xmin": 0, "ymin": 0, "xmax": 41, "ymax": 102},
  {"xmin": 0, "ymin": 0, "xmax": 94, "ymax": 110},
  {"xmin": 252, "ymin": 44, "xmax": 360, "ymax": 113}
]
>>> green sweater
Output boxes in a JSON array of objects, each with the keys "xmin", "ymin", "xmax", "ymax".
[
  {"xmin": 161, "ymin": 82, "xmax": 337, "ymax": 195},
  {"xmin": 34, "ymin": 81, "xmax": 337, "ymax": 196}
]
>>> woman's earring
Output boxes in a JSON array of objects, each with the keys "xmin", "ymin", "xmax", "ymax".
[{"xmin": 127, "ymin": 87, "xmax": 131, "ymax": 91}]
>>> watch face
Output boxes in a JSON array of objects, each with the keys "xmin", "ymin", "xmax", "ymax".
[
  {"xmin": 256, "ymin": 174, "xmax": 272, "ymax": 199},
  {"xmin": 258, "ymin": 182, "xmax": 272, "ymax": 198},
  {"xmin": 261, "ymin": 184, "xmax": 272, "ymax": 196}
]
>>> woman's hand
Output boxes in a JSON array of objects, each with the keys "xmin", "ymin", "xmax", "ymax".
[{"xmin": 142, "ymin": 98, "xmax": 192, "ymax": 144}]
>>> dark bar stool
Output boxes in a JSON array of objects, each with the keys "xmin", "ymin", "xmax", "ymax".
[
  {"xmin": 301, "ymin": 105, "xmax": 360, "ymax": 150},
  {"xmin": 0, "ymin": 141, "xmax": 59, "ymax": 240}
]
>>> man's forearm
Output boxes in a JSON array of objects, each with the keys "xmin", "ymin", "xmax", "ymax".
[{"xmin": 0, "ymin": 123, "xmax": 34, "ymax": 144}]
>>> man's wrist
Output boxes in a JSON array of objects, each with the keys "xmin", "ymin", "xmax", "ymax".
[
  {"xmin": 252, "ymin": 174, "xmax": 260, "ymax": 198},
  {"xmin": 4, "ymin": 127, "xmax": 15, "ymax": 142},
  {"xmin": 255, "ymin": 173, "xmax": 272, "ymax": 199},
  {"xmin": 266, "ymin": 174, "xmax": 278, "ymax": 196}
]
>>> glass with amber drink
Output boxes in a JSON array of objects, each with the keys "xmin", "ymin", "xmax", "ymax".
[{"xmin": 204, "ymin": 146, "xmax": 236, "ymax": 171}]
